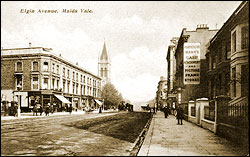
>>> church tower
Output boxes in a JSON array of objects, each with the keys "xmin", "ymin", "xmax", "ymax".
[{"xmin": 98, "ymin": 42, "xmax": 111, "ymax": 87}]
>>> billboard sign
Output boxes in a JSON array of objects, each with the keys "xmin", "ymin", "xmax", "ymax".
[{"xmin": 183, "ymin": 43, "xmax": 200, "ymax": 84}]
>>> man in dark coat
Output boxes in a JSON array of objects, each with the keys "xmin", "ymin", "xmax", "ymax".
[
  {"xmin": 176, "ymin": 106, "xmax": 184, "ymax": 125},
  {"xmin": 69, "ymin": 104, "xmax": 73, "ymax": 115},
  {"xmin": 162, "ymin": 106, "xmax": 169, "ymax": 118},
  {"xmin": 33, "ymin": 104, "xmax": 38, "ymax": 116}
]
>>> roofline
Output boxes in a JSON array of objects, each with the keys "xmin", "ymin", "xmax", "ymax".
[
  {"xmin": 209, "ymin": 1, "xmax": 248, "ymax": 44},
  {"xmin": 1, "ymin": 47, "xmax": 101, "ymax": 79}
]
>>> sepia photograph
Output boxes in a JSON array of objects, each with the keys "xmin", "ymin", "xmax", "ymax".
[{"xmin": 1, "ymin": 1, "xmax": 249, "ymax": 156}]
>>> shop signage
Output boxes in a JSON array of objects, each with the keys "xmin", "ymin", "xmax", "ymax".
[{"xmin": 183, "ymin": 43, "xmax": 200, "ymax": 84}]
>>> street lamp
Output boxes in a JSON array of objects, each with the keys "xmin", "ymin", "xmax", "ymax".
[{"xmin": 16, "ymin": 83, "xmax": 22, "ymax": 117}]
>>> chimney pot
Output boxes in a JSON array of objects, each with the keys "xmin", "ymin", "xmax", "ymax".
[{"xmin": 29, "ymin": 43, "xmax": 32, "ymax": 48}]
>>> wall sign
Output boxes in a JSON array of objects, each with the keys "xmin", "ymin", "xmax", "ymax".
[{"xmin": 183, "ymin": 43, "xmax": 200, "ymax": 84}]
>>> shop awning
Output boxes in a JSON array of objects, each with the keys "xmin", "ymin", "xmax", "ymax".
[
  {"xmin": 94, "ymin": 99, "xmax": 102, "ymax": 106},
  {"xmin": 54, "ymin": 94, "xmax": 71, "ymax": 104}
]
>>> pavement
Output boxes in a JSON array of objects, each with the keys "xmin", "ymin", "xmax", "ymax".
[
  {"xmin": 138, "ymin": 111, "xmax": 249, "ymax": 156},
  {"xmin": 1, "ymin": 109, "xmax": 117, "ymax": 121}
]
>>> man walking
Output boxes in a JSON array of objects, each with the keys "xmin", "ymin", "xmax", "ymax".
[{"xmin": 176, "ymin": 106, "xmax": 184, "ymax": 125}]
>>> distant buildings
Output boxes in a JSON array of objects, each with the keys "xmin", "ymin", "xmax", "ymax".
[
  {"xmin": 1, "ymin": 45, "xmax": 102, "ymax": 112},
  {"xmin": 165, "ymin": 1, "xmax": 249, "ymax": 144},
  {"xmin": 156, "ymin": 76, "xmax": 168, "ymax": 109},
  {"xmin": 98, "ymin": 42, "xmax": 111, "ymax": 87}
]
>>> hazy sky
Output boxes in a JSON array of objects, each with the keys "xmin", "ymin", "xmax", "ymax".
[{"xmin": 1, "ymin": 1, "xmax": 242, "ymax": 103}]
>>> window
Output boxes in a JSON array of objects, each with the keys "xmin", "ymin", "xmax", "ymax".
[
  {"xmin": 232, "ymin": 67, "xmax": 236, "ymax": 97},
  {"xmin": 232, "ymin": 31, "xmax": 236, "ymax": 53},
  {"xmin": 241, "ymin": 26, "xmax": 249, "ymax": 49},
  {"xmin": 104, "ymin": 68, "xmax": 107, "ymax": 77},
  {"xmin": 67, "ymin": 82, "xmax": 70, "ymax": 93},
  {"xmin": 43, "ymin": 77, "xmax": 49, "ymax": 89},
  {"xmin": 52, "ymin": 78, "xmax": 55, "ymax": 89},
  {"xmin": 32, "ymin": 76, "xmax": 39, "ymax": 89},
  {"xmin": 57, "ymin": 80, "xmax": 59, "ymax": 90},
  {"xmin": 241, "ymin": 64, "xmax": 249, "ymax": 97},
  {"xmin": 76, "ymin": 83, "xmax": 78, "ymax": 94},
  {"xmin": 76, "ymin": 73, "xmax": 78, "ymax": 81},
  {"xmin": 43, "ymin": 62, "xmax": 49, "ymax": 71},
  {"xmin": 17, "ymin": 62, "xmax": 22, "ymax": 71},
  {"xmin": 16, "ymin": 75, "xmax": 23, "ymax": 90},
  {"xmin": 63, "ymin": 67, "xmax": 65, "ymax": 77},
  {"xmin": 67, "ymin": 69, "xmax": 70, "ymax": 78},
  {"xmin": 73, "ymin": 71, "xmax": 75, "ymax": 80},
  {"xmin": 81, "ymin": 85, "xmax": 83, "ymax": 95},
  {"xmin": 33, "ymin": 62, "xmax": 38, "ymax": 71},
  {"xmin": 83, "ymin": 85, "xmax": 85, "ymax": 95},
  {"xmin": 81, "ymin": 75, "xmax": 82, "ymax": 82},
  {"xmin": 57, "ymin": 65, "xmax": 59, "ymax": 74},
  {"xmin": 101, "ymin": 68, "xmax": 103, "ymax": 77},
  {"xmin": 72, "ymin": 83, "xmax": 75, "ymax": 94},
  {"xmin": 52, "ymin": 63, "xmax": 55, "ymax": 73},
  {"xmin": 63, "ymin": 81, "xmax": 66, "ymax": 92},
  {"xmin": 84, "ymin": 76, "xmax": 85, "ymax": 83}
]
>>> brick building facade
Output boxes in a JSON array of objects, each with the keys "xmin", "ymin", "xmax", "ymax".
[{"xmin": 1, "ymin": 46, "xmax": 102, "ymax": 112}]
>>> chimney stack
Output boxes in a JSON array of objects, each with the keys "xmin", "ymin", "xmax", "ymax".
[
  {"xmin": 76, "ymin": 62, "xmax": 78, "ymax": 65},
  {"xmin": 29, "ymin": 42, "xmax": 32, "ymax": 48}
]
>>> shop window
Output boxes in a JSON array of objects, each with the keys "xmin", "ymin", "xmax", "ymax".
[
  {"xmin": 32, "ymin": 76, "xmax": 39, "ymax": 89},
  {"xmin": 16, "ymin": 62, "xmax": 22, "ymax": 71},
  {"xmin": 241, "ymin": 26, "xmax": 249, "ymax": 49},
  {"xmin": 33, "ymin": 61, "xmax": 38, "ymax": 71}
]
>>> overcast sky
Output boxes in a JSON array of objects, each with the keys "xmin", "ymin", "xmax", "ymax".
[{"xmin": 1, "ymin": 1, "xmax": 242, "ymax": 103}]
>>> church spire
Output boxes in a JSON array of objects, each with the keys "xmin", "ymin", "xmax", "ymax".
[{"xmin": 100, "ymin": 42, "xmax": 108, "ymax": 60}]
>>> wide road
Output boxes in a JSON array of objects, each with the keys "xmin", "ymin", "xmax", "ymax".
[{"xmin": 1, "ymin": 112, "xmax": 146, "ymax": 156}]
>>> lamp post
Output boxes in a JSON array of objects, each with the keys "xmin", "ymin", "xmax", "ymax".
[{"xmin": 16, "ymin": 84, "xmax": 22, "ymax": 117}]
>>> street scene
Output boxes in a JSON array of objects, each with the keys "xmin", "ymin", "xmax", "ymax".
[{"xmin": 1, "ymin": 1, "xmax": 249, "ymax": 156}]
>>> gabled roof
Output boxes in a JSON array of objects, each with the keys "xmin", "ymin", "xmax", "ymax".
[{"xmin": 100, "ymin": 42, "xmax": 108, "ymax": 60}]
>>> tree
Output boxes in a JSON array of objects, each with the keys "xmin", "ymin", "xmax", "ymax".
[{"xmin": 101, "ymin": 83, "xmax": 123, "ymax": 109}]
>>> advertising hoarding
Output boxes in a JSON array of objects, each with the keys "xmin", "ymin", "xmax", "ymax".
[{"xmin": 183, "ymin": 43, "xmax": 200, "ymax": 84}]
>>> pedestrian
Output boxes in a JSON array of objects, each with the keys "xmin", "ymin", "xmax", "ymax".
[
  {"xmin": 69, "ymin": 104, "xmax": 72, "ymax": 115},
  {"xmin": 50, "ymin": 104, "xmax": 54, "ymax": 115},
  {"xmin": 33, "ymin": 104, "xmax": 38, "ymax": 116},
  {"xmin": 162, "ymin": 105, "xmax": 169, "ymax": 118},
  {"xmin": 176, "ymin": 106, "xmax": 184, "ymax": 125},
  {"xmin": 40, "ymin": 105, "xmax": 44, "ymax": 116},
  {"xmin": 45, "ymin": 103, "xmax": 50, "ymax": 116},
  {"xmin": 13, "ymin": 103, "xmax": 18, "ymax": 117}
]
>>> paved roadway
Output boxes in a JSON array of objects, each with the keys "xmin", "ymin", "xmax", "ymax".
[
  {"xmin": 1, "ymin": 112, "xmax": 134, "ymax": 156},
  {"xmin": 138, "ymin": 111, "xmax": 249, "ymax": 156}
]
